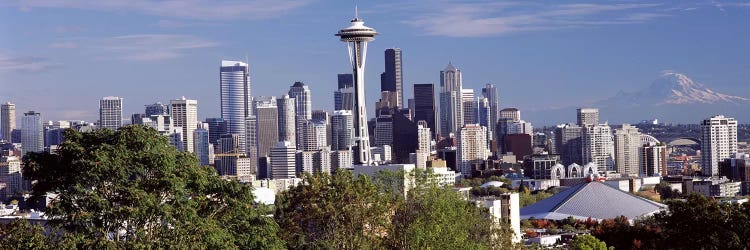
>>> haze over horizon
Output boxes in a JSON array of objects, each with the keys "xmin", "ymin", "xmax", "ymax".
[{"xmin": 1, "ymin": 0, "xmax": 749, "ymax": 125}]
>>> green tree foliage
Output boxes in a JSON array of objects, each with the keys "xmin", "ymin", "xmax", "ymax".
[
  {"xmin": 388, "ymin": 183, "xmax": 514, "ymax": 249},
  {"xmin": 274, "ymin": 171, "xmax": 392, "ymax": 249},
  {"xmin": 0, "ymin": 220, "xmax": 48, "ymax": 249},
  {"xmin": 276, "ymin": 170, "xmax": 517, "ymax": 249},
  {"xmin": 654, "ymin": 193, "xmax": 750, "ymax": 249},
  {"xmin": 570, "ymin": 234, "xmax": 609, "ymax": 250},
  {"xmin": 591, "ymin": 216, "xmax": 661, "ymax": 250},
  {"xmin": 21, "ymin": 126, "xmax": 284, "ymax": 249},
  {"xmin": 655, "ymin": 181, "xmax": 682, "ymax": 200}
]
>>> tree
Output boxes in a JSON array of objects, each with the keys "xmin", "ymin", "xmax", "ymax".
[
  {"xmin": 388, "ymin": 183, "xmax": 514, "ymax": 249},
  {"xmin": 0, "ymin": 219, "xmax": 48, "ymax": 249},
  {"xmin": 570, "ymin": 235, "xmax": 609, "ymax": 250},
  {"xmin": 22, "ymin": 126, "xmax": 283, "ymax": 249},
  {"xmin": 275, "ymin": 171, "xmax": 392, "ymax": 249}
]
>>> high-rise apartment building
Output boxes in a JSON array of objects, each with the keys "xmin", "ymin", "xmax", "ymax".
[
  {"xmin": 577, "ymin": 108, "xmax": 599, "ymax": 126},
  {"xmin": 476, "ymin": 97, "xmax": 492, "ymax": 136},
  {"xmin": 439, "ymin": 63, "xmax": 463, "ymax": 138},
  {"xmin": 701, "ymin": 115, "xmax": 738, "ymax": 176},
  {"xmin": 413, "ymin": 83, "xmax": 436, "ymax": 139},
  {"xmin": 220, "ymin": 60, "xmax": 252, "ymax": 153},
  {"xmin": 99, "ymin": 96, "xmax": 123, "ymax": 130},
  {"xmin": 254, "ymin": 97, "xmax": 279, "ymax": 158},
  {"xmin": 270, "ymin": 141, "xmax": 296, "ymax": 179},
  {"xmin": 457, "ymin": 124, "xmax": 489, "ymax": 177},
  {"xmin": 334, "ymin": 74, "xmax": 354, "ymax": 111},
  {"xmin": 312, "ymin": 110, "xmax": 331, "ymax": 147},
  {"xmin": 614, "ymin": 124, "xmax": 641, "ymax": 177},
  {"xmin": 170, "ymin": 97, "xmax": 198, "ymax": 152},
  {"xmin": 381, "ymin": 48, "xmax": 403, "ymax": 108},
  {"xmin": 21, "ymin": 111, "xmax": 43, "ymax": 155},
  {"xmin": 1, "ymin": 102, "xmax": 15, "ymax": 142},
  {"xmin": 277, "ymin": 95, "xmax": 296, "ymax": 146},
  {"xmin": 640, "ymin": 142, "xmax": 667, "ymax": 177},
  {"xmin": 583, "ymin": 124, "xmax": 615, "ymax": 172}
]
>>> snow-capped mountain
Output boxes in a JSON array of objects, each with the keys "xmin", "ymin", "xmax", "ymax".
[{"xmin": 605, "ymin": 71, "xmax": 749, "ymax": 106}]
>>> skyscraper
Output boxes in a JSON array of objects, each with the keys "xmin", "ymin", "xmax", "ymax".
[
  {"xmin": 337, "ymin": 73, "xmax": 354, "ymax": 89},
  {"xmin": 21, "ymin": 111, "xmax": 43, "ymax": 155},
  {"xmin": 415, "ymin": 121, "xmax": 431, "ymax": 169},
  {"xmin": 614, "ymin": 124, "xmax": 642, "ymax": 177},
  {"xmin": 500, "ymin": 108, "xmax": 521, "ymax": 122},
  {"xmin": 205, "ymin": 118, "xmax": 228, "ymax": 145},
  {"xmin": 458, "ymin": 124, "xmax": 489, "ymax": 177},
  {"xmin": 476, "ymin": 97, "xmax": 492, "ymax": 135},
  {"xmin": 331, "ymin": 110, "xmax": 354, "ymax": 151},
  {"xmin": 374, "ymin": 112, "xmax": 393, "ymax": 148},
  {"xmin": 391, "ymin": 110, "xmax": 418, "ymax": 164},
  {"xmin": 254, "ymin": 97, "xmax": 279, "ymax": 158},
  {"xmin": 145, "ymin": 102, "xmax": 169, "ymax": 116},
  {"xmin": 194, "ymin": 124, "xmax": 210, "ymax": 166},
  {"xmin": 461, "ymin": 89, "xmax": 475, "ymax": 126},
  {"xmin": 1, "ymin": 102, "xmax": 15, "ymax": 142},
  {"xmin": 170, "ymin": 97, "xmax": 198, "ymax": 152},
  {"xmin": 336, "ymin": 10, "xmax": 378, "ymax": 165},
  {"xmin": 380, "ymin": 48, "xmax": 403, "ymax": 108},
  {"xmin": 312, "ymin": 110, "xmax": 331, "ymax": 147},
  {"xmin": 439, "ymin": 63, "xmax": 463, "ymax": 138},
  {"xmin": 413, "ymin": 84, "xmax": 436, "ymax": 139},
  {"xmin": 288, "ymin": 82, "xmax": 311, "ymax": 149},
  {"xmin": 555, "ymin": 124, "xmax": 584, "ymax": 166},
  {"xmin": 270, "ymin": 141, "xmax": 296, "ymax": 179},
  {"xmin": 700, "ymin": 115, "xmax": 738, "ymax": 176},
  {"xmin": 99, "ymin": 96, "xmax": 123, "ymax": 130},
  {"xmin": 220, "ymin": 60, "xmax": 252, "ymax": 153},
  {"xmin": 577, "ymin": 108, "xmax": 599, "ymax": 126},
  {"xmin": 277, "ymin": 95, "xmax": 296, "ymax": 146},
  {"xmin": 641, "ymin": 142, "xmax": 667, "ymax": 177},
  {"xmin": 335, "ymin": 74, "xmax": 354, "ymax": 111},
  {"xmin": 481, "ymin": 84, "xmax": 499, "ymax": 137}
]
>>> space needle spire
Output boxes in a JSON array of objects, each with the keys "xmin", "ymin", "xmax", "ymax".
[{"xmin": 336, "ymin": 8, "xmax": 378, "ymax": 165}]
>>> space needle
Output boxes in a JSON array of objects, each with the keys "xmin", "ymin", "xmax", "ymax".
[{"xmin": 336, "ymin": 8, "xmax": 377, "ymax": 165}]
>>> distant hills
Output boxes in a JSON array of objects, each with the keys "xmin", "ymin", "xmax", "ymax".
[{"xmin": 525, "ymin": 72, "xmax": 750, "ymax": 125}]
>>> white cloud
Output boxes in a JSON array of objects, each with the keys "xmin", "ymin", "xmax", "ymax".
[
  {"xmin": 0, "ymin": 55, "xmax": 55, "ymax": 72},
  {"xmin": 14, "ymin": 0, "xmax": 311, "ymax": 20},
  {"xmin": 96, "ymin": 34, "xmax": 219, "ymax": 61},
  {"xmin": 394, "ymin": 1, "xmax": 675, "ymax": 37}
]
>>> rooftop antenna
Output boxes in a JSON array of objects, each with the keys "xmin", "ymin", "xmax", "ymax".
[{"xmin": 355, "ymin": 4, "xmax": 359, "ymax": 20}]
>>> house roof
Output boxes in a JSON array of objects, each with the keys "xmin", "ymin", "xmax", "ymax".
[{"xmin": 520, "ymin": 181, "xmax": 666, "ymax": 221}]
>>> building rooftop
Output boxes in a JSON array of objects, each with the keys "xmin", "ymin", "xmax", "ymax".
[{"xmin": 520, "ymin": 181, "xmax": 666, "ymax": 221}]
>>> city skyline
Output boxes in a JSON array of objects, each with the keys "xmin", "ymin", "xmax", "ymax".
[{"xmin": 2, "ymin": 1, "xmax": 750, "ymax": 125}]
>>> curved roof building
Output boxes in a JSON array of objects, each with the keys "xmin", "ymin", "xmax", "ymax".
[{"xmin": 520, "ymin": 181, "xmax": 666, "ymax": 221}]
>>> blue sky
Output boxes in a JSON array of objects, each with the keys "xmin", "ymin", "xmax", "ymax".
[{"xmin": 1, "ymin": 0, "xmax": 749, "ymax": 125}]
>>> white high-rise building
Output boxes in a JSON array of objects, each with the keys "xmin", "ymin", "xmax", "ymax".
[
  {"xmin": 499, "ymin": 108, "xmax": 520, "ymax": 122},
  {"xmin": 20, "ymin": 111, "xmax": 43, "ymax": 155},
  {"xmin": 270, "ymin": 141, "xmax": 296, "ymax": 179},
  {"xmin": 439, "ymin": 63, "xmax": 463, "ymax": 138},
  {"xmin": 614, "ymin": 124, "xmax": 641, "ymax": 177},
  {"xmin": 1, "ymin": 102, "xmax": 15, "ymax": 142},
  {"xmin": 336, "ymin": 11, "xmax": 377, "ymax": 165},
  {"xmin": 458, "ymin": 124, "xmax": 489, "ymax": 177},
  {"xmin": 0, "ymin": 156, "xmax": 22, "ymax": 198},
  {"xmin": 577, "ymin": 108, "xmax": 599, "ymax": 126},
  {"xmin": 99, "ymin": 96, "xmax": 123, "ymax": 130},
  {"xmin": 277, "ymin": 95, "xmax": 296, "ymax": 147},
  {"xmin": 170, "ymin": 97, "xmax": 198, "ymax": 152},
  {"xmin": 415, "ymin": 121, "xmax": 431, "ymax": 169},
  {"xmin": 700, "ymin": 115, "xmax": 738, "ymax": 176},
  {"xmin": 220, "ymin": 60, "xmax": 252, "ymax": 153},
  {"xmin": 640, "ymin": 142, "xmax": 666, "ymax": 177},
  {"xmin": 583, "ymin": 124, "xmax": 615, "ymax": 173},
  {"xmin": 331, "ymin": 110, "xmax": 354, "ymax": 151},
  {"xmin": 300, "ymin": 120, "xmax": 327, "ymax": 151}
]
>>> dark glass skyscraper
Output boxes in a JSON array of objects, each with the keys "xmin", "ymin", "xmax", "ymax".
[
  {"xmin": 413, "ymin": 83, "xmax": 436, "ymax": 139},
  {"xmin": 205, "ymin": 118, "xmax": 228, "ymax": 145},
  {"xmin": 380, "ymin": 48, "xmax": 403, "ymax": 108},
  {"xmin": 337, "ymin": 74, "xmax": 353, "ymax": 89}
]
